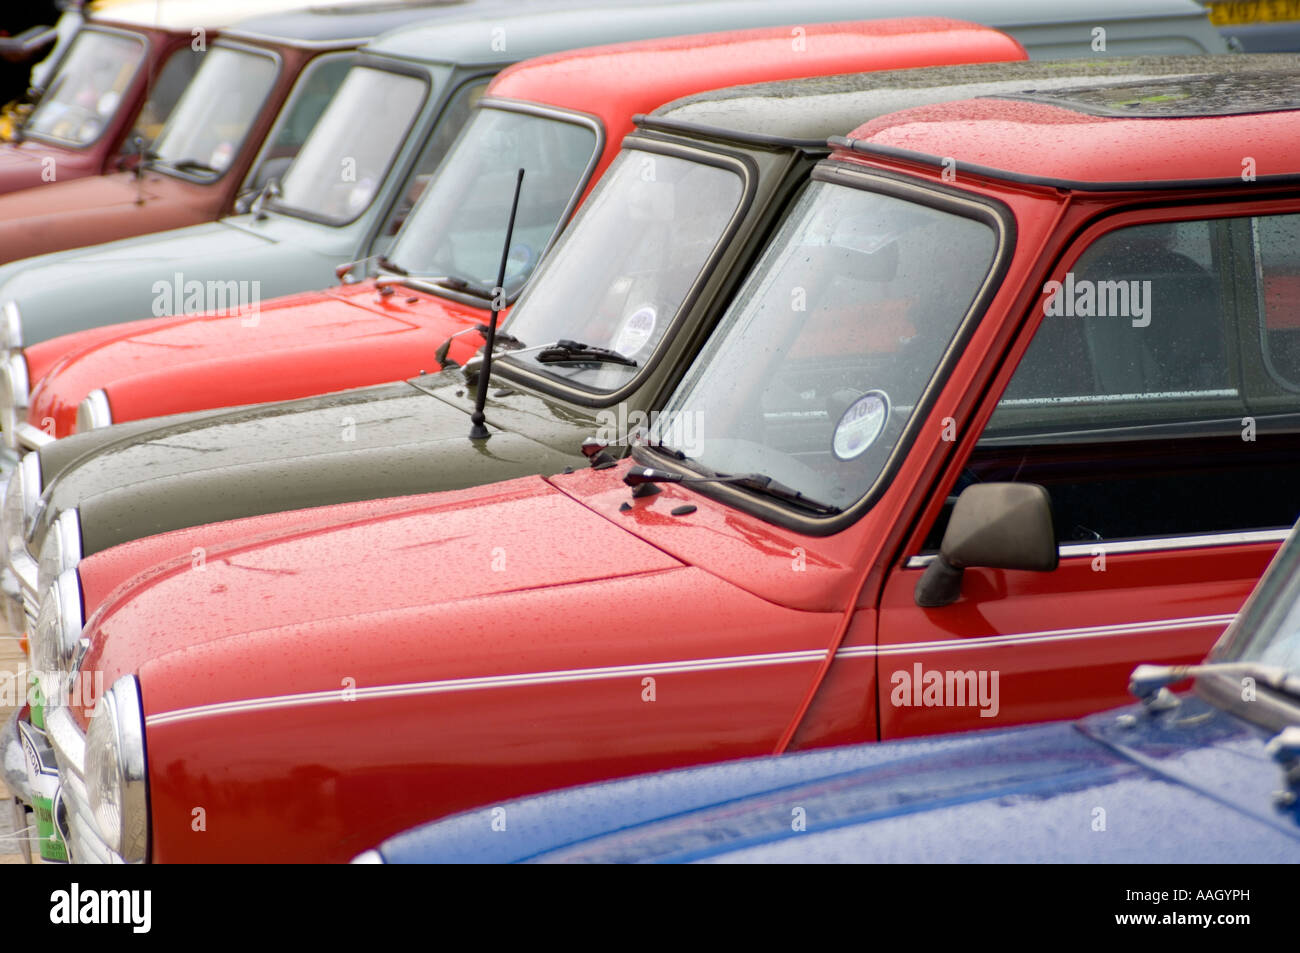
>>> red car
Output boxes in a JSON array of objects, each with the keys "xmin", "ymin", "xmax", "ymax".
[
  {"xmin": 15, "ymin": 18, "xmax": 1025, "ymax": 438},
  {"xmin": 23, "ymin": 62, "xmax": 1300, "ymax": 863}
]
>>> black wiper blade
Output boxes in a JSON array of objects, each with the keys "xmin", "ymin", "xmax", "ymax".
[
  {"xmin": 166, "ymin": 158, "xmax": 218, "ymax": 175},
  {"xmin": 439, "ymin": 276, "xmax": 496, "ymax": 301},
  {"xmin": 624, "ymin": 463, "xmax": 841, "ymax": 515},
  {"xmin": 376, "ymin": 255, "xmax": 407, "ymax": 275},
  {"xmin": 722, "ymin": 472, "xmax": 842, "ymax": 515},
  {"xmin": 537, "ymin": 339, "xmax": 637, "ymax": 367}
]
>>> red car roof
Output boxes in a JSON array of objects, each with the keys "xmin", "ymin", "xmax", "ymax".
[
  {"xmin": 488, "ymin": 17, "xmax": 1027, "ymax": 121},
  {"xmin": 838, "ymin": 72, "xmax": 1300, "ymax": 186}
]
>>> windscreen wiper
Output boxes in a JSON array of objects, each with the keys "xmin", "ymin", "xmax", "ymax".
[
  {"xmin": 623, "ymin": 464, "xmax": 841, "ymax": 515},
  {"xmin": 1130, "ymin": 660, "xmax": 1300, "ymax": 706},
  {"xmin": 166, "ymin": 158, "xmax": 219, "ymax": 175},
  {"xmin": 538, "ymin": 339, "xmax": 637, "ymax": 367},
  {"xmin": 438, "ymin": 276, "xmax": 498, "ymax": 301},
  {"xmin": 378, "ymin": 267, "xmax": 497, "ymax": 301},
  {"xmin": 376, "ymin": 268, "xmax": 483, "ymax": 295}
]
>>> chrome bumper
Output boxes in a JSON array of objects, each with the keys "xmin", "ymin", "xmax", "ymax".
[
  {"xmin": 0, "ymin": 445, "xmax": 33, "ymax": 632},
  {"xmin": 3, "ymin": 709, "xmax": 36, "ymax": 862},
  {"xmin": 15, "ymin": 423, "xmax": 52, "ymax": 452},
  {"xmin": 1, "ymin": 708, "xmax": 32, "ymax": 803},
  {"xmin": 8, "ymin": 546, "xmax": 36, "ymax": 633}
]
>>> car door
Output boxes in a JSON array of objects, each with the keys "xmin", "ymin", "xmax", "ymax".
[{"xmin": 875, "ymin": 202, "xmax": 1300, "ymax": 739}]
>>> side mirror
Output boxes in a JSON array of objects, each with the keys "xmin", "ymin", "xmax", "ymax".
[
  {"xmin": 914, "ymin": 482, "xmax": 1057, "ymax": 608},
  {"xmin": 247, "ymin": 156, "xmax": 292, "ymax": 194},
  {"xmin": 246, "ymin": 179, "xmax": 281, "ymax": 219},
  {"xmin": 115, "ymin": 134, "xmax": 147, "ymax": 171}
]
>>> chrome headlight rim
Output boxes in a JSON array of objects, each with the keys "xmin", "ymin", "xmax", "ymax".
[
  {"xmin": 30, "ymin": 567, "xmax": 81, "ymax": 703},
  {"xmin": 52, "ymin": 567, "xmax": 84, "ymax": 675},
  {"xmin": 75, "ymin": 389, "xmax": 112, "ymax": 433},
  {"xmin": 85, "ymin": 673, "xmax": 148, "ymax": 863},
  {"xmin": 3, "ymin": 451, "xmax": 41, "ymax": 563},
  {"xmin": 0, "ymin": 351, "xmax": 30, "ymax": 451},
  {"xmin": 37, "ymin": 506, "xmax": 80, "ymax": 605},
  {"xmin": 2, "ymin": 300, "xmax": 21, "ymax": 350}
]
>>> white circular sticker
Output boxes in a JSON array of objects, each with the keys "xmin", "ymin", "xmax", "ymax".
[
  {"xmin": 832, "ymin": 390, "xmax": 889, "ymax": 461},
  {"xmin": 612, "ymin": 305, "xmax": 656, "ymax": 358},
  {"xmin": 96, "ymin": 91, "xmax": 120, "ymax": 116},
  {"xmin": 347, "ymin": 178, "xmax": 377, "ymax": 212},
  {"xmin": 209, "ymin": 142, "xmax": 234, "ymax": 171}
]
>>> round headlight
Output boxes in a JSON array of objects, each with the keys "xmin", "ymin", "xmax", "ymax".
[
  {"xmin": 75, "ymin": 390, "xmax": 112, "ymax": 433},
  {"xmin": 2, "ymin": 301, "xmax": 22, "ymax": 350},
  {"xmin": 0, "ymin": 350, "xmax": 30, "ymax": 450},
  {"xmin": 37, "ymin": 507, "xmax": 81, "ymax": 605},
  {"xmin": 2, "ymin": 451, "xmax": 40, "ymax": 563},
  {"xmin": 29, "ymin": 568, "xmax": 80, "ymax": 702},
  {"xmin": 85, "ymin": 673, "xmax": 148, "ymax": 862}
]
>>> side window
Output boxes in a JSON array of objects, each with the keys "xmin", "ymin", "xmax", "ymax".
[
  {"xmin": 132, "ymin": 47, "xmax": 202, "ymax": 146},
  {"xmin": 992, "ymin": 219, "xmax": 1234, "ymax": 430},
  {"xmin": 259, "ymin": 53, "xmax": 354, "ymax": 165},
  {"xmin": 372, "ymin": 76, "xmax": 489, "ymax": 249},
  {"xmin": 925, "ymin": 212, "xmax": 1300, "ymax": 551}
]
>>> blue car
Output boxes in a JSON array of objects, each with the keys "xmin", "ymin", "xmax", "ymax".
[{"xmin": 363, "ymin": 525, "xmax": 1300, "ymax": 864}]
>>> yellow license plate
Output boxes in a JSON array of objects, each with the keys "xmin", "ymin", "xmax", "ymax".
[{"xmin": 1207, "ymin": 0, "xmax": 1300, "ymax": 25}]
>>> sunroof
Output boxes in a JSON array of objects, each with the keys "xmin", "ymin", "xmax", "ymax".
[{"xmin": 989, "ymin": 70, "xmax": 1300, "ymax": 119}]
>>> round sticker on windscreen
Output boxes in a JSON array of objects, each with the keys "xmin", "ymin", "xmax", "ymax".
[
  {"xmin": 96, "ymin": 91, "xmax": 120, "ymax": 116},
  {"xmin": 832, "ymin": 390, "xmax": 889, "ymax": 461},
  {"xmin": 613, "ymin": 305, "xmax": 656, "ymax": 358},
  {"xmin": 348, "ymin": 178, "xmax": 377, "ymax": 213},
  {"xmin": 209, "ymin": 142, "xmax": 234, "ymax": 171}
]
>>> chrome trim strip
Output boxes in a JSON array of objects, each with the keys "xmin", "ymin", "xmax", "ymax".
[
  {"xmin": 148, "ymin": 613, "xmax": 1235, "ymax": 726},
  {"xmin": 905, "ymin": 528, "xmax": 1290, "ymax": 569},
  {"xmin": 997, "ymin": 388, "xmax": 1238, "ymax": 407},
  {"xmin": 870, "ymin": 614, "xmax": 1236, "ymax": 656}
]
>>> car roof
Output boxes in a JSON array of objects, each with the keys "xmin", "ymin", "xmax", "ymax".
[
  {"xmin": 365, "ymin": 0, "xmax": 1008, "ymax": 67},
  {"xmin": 483, "ymin": 18, "xmax": 1023, "ymax": 118},
  {"xmin": 90, "ymin": 0, "xmax": 402, "ymax": 32},
  {"xmin": 649, "ymin": 54, "xmax": 1299, "ymax": 146},
  {"xmin": 218, "ymin": 1, "xmax": 483, "ymax": 48},
  {"xmin": 837, "ymin": 54, "xmax": 1300, "ymax": 187}
]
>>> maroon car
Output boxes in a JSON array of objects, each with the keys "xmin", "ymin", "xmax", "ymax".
[{"xmin": 0, "ymin": 2, "xmax": 435, "ymax": 264}]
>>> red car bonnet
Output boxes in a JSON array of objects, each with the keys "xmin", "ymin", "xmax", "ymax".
[{"xmin": 73, "ymin": 474, "xmax": 686, "ymax": 725}]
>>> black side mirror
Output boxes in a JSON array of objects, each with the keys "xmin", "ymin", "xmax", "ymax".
[{"xmin": 914, "ymin": 482, "xmax": 1058, "ymax": 608}]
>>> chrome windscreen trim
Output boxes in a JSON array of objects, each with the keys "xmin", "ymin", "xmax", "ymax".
[{"xmin": 905, "ymin": 528, "xmax": 1291, "ymax": 569}]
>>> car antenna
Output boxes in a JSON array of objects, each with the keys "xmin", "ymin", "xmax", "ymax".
[{"xmin": 469, "ymin": 167, "xmax": 524, "ymax": 442}]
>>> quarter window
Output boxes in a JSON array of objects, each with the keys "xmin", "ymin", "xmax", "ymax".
[
  {"xmin": 1256, "ymin": 215, "xmax": 1300, "ymax": 391},
  {"xmin": 372, "ymin": 77, "xmax": 489, "ymax": 249},
  {"xmin": 132, "ymin": 47, "xmax": 203, "ymax": 146}
]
